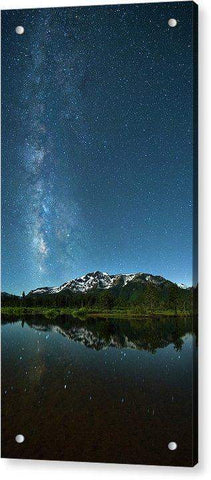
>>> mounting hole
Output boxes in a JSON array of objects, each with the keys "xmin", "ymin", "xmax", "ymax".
[
  {"xmin": 15, "ymin": 26, "xmax": 25, "ymax": 35},
  {"xmin": 168, "ymin": 441, "xmax": 177, "ymax": 451},
  {"xmin": 15, "ymin": 434, "xmax": 25, "ymax": 443},
  {"xmin": 168, "ymin": 18, "xmax": 177, "ymax": 28}
]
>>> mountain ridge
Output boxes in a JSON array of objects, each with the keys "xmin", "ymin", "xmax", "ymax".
[{"xmin": 27, "ymin": 270, "xmax": 188, "ymax": 296}]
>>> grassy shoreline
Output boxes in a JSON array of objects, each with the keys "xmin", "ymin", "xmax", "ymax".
[{"xmin": 1, "ymin": 306, "xmax": 191, "ymax": 320}]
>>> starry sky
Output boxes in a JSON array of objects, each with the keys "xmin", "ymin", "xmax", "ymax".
[{"xmin": 2, "ymin": 2, "xmax": 196, "ymax": 294}]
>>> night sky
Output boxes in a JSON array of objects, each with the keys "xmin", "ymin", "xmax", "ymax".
[{"xmin": 2, "ymin": 2, "xmax": 195, "ymax": 294}]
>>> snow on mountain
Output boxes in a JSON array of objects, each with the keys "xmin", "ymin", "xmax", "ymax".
[
  {"xmin": 28, "ymin": 270, "xmax": 179, "ymax": 296},
  {"xmin": 176, "ymin": 283, "xmax": 188, "ymax": 289},
  {"xmin": 52, "ymin": 325, "xmax": 137, "ymax": 351}
]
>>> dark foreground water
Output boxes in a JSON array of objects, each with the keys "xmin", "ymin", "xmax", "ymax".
[{"xmin": 1, "ymin": 315, "xmax": 197, "ymax": 466}]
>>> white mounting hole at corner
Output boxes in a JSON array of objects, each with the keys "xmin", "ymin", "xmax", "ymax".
[
  {"xmin": 168, "ymin": 441, "xmax": 177, "ymax": 451},
  {"xmin": 15, "ymin": 26, "xmax": 25, "ymax": 35},
  {"xmin": 168, "ymin": 18, "xmax": 177, "ymax": 28},
  {"xmin": 15, "ymin": 434, "xmax": 25, "ymax": 443}
]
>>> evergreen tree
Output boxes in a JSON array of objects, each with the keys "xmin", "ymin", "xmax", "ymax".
[
  {"xmin": 145, "ymin": 283, "xmax": 158, "ymax": 313},
  {"xmin": 168, "ymin": 284, "xmax": 179, "ymax": 314},
  {"xmin": 99, "ymin": 291, "xmax": 115, "ymax": 310}
]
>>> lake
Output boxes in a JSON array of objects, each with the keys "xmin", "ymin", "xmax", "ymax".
[{"xmin": 1, "ymin": 315, "xmax": 197, "ymax": 466}]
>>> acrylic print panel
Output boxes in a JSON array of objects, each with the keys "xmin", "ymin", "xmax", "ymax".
[{"xmin": 1, "ymin": 1, "xmax": 198, "ymax": 467}]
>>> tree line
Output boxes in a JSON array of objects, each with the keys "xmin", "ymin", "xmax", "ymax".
[{"xmin": 2, "ymin": 282, "xmax": 194, "ymax": 314}]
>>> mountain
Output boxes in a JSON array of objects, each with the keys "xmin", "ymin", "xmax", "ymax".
[
  {"xmin": 1, "ymin": 292, "xmax": 18, "ymax": 297},
  {"xmin": 28, "ymin": 271, "xmax": 186, "ymax": 296},
  {"xmin": 1, "ymin": 292, "xmax": 20, "ymax": 299},
  {"xmin": 1, "ymin": 272, "xmax": 193, "ymax": 315}
]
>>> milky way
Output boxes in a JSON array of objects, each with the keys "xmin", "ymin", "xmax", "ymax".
[{"xmin": 2, "ymin": 3, "xmax": 196, "ymax": 293}]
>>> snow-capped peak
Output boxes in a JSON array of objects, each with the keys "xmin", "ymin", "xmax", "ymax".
[{"xmin": 28, "ymin": 271, "xmax": 184, "ymax": 296}]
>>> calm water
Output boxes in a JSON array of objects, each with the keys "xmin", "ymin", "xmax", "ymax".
[{"xmin": 1, "ymin": 315, "xmax": 197, "ymax": 466}]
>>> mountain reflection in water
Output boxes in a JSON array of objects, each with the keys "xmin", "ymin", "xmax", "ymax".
[
  {"xmin": 2, "ymin": 314, "xmax": 195, "ymax": 353},
  {"xmin": 1, "ymin": 314, "xmax": 197, "ymax": 466}
]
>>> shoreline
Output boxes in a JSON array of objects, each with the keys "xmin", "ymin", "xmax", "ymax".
[{"xmin": 1, "ymin": 306, "xmax": 192, "ymax": 320}]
